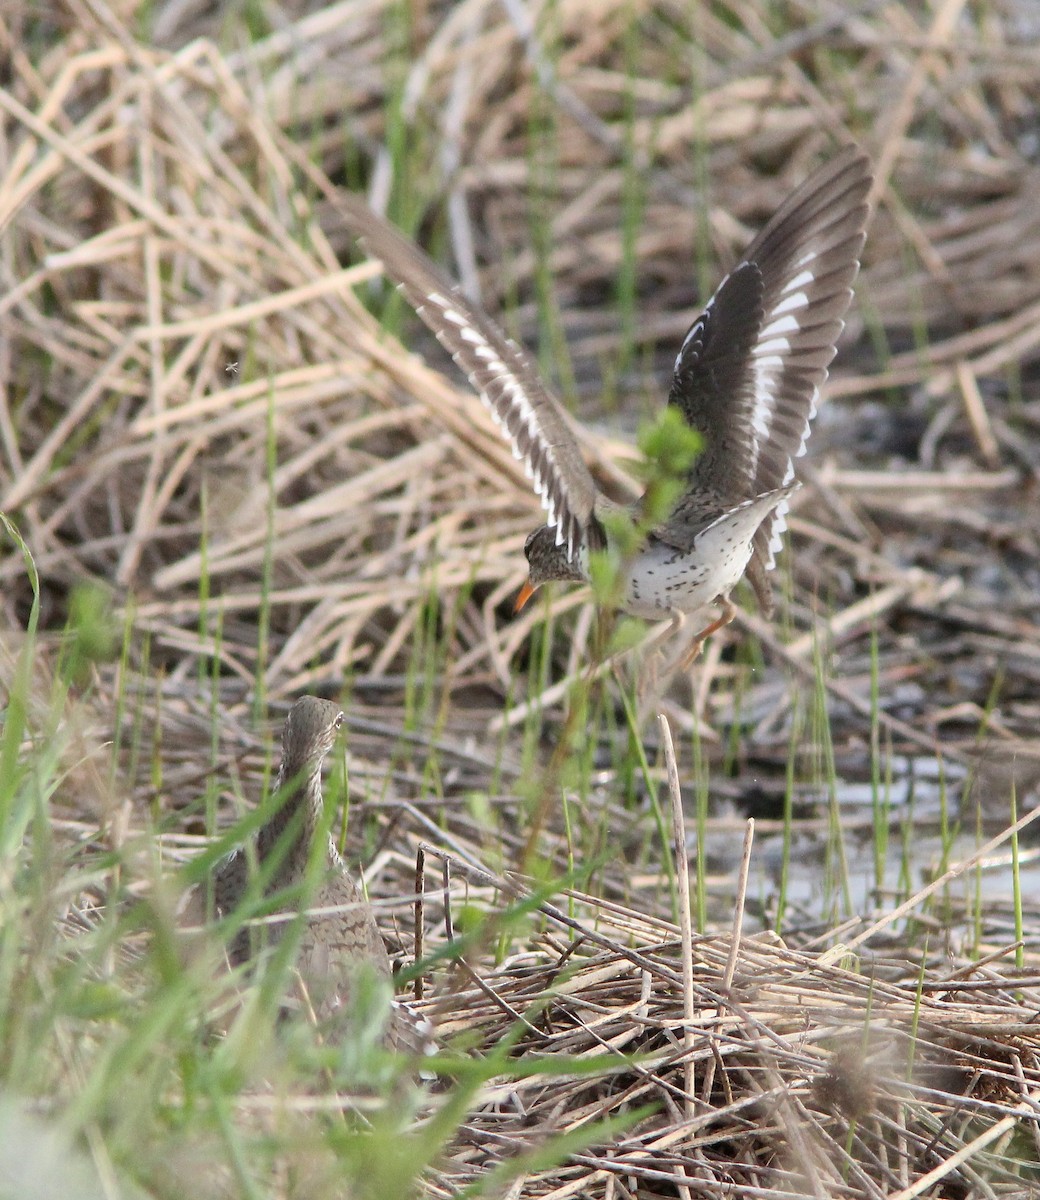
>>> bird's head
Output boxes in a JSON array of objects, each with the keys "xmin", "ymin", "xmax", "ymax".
[
  {"xmin": 280, "ymin": 696, "xmax": 344, "ymax": 777},
  {"xmin": 514, "ymin": 525, "xmax": 587, "ymax": 612}
]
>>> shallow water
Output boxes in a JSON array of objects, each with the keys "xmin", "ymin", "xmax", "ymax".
[{"xmin": 689, "ymin": 751, "xmax": 1040, "ymax": 944}]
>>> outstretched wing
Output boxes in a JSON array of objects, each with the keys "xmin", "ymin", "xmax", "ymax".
[
  {"xmin": 669, "ymin": 146, "xmax": 872, "ymax": 571},
  {"xmin": 333, "ymin": 192, "xmax": 597, "ymax": 563}
]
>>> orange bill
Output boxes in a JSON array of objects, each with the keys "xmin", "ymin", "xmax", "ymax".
[{"xmin": 513, "ymin": 580, "xmax": 539, "ymax": 613}]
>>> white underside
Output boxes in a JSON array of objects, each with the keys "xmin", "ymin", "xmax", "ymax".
[{"xmin": 620, "ymin": 491, "xmax": 791, "ymax": 620}]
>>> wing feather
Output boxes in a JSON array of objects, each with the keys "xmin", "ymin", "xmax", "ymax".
[
  {"xmin": 668, "ymin": 147, "xmax": 872, "ymax": 582},
  {"xmin": 333, "ymin": 193, "xmax": 596, "ymax": 562}
]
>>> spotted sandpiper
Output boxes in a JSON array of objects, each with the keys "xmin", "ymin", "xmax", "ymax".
[
  {"xmin": 336, "ymin": 147, "xmax": 871, "ymax": 659},
  {"xmin": 184, "ymin": 696, "xmax": 431, "ymax": 1053}
]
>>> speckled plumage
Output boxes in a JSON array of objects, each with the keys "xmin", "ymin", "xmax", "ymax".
[
  {"xmin": 184, "ymin": 697, "xmax": 431, "ymax": 1054},
  {"xmin": 334, "ymin": 148, "xmax": 873, "ymax": 652}
]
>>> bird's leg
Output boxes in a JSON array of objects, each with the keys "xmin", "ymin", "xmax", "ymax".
[
  {"xmin": 633, "ymin": 610, "xmax": 685, "ymax": 698},
  {"xmin": 642, "ymin": 609, "xmax": 685, "ymax": 657},
  {"xmin": 677, "ymin": 597, "xmax": 737, "ymax": 671}
]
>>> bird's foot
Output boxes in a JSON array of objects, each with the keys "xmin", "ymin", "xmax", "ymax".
[{"xmin": 675, "ymin": 598, "xmax": 737, "ymax": 672}]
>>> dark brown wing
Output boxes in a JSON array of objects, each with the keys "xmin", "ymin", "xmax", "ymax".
[
  {"xmin": 667, "ymin": 259, "xmax": 766, "ymax": 507},
  {"xmin": 332, "ymin": 192, "xmax": 597, "ymax": 563},
  {"xmin": 669, "ymin": 146, "xmax": 872, "ymax": 572}
]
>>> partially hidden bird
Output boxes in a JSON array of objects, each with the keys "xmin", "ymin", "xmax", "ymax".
[
  {"xmin": 335, "ymin": 147, "xmax": 872, "ymax": 660},
  {"xmin": 181, "ymin": 696, "xmax": 431, "ymax": 1054}
]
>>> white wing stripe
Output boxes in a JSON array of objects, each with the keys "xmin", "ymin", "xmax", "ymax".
[
  {"xmin": 425, "ymin": 293, "xmax": 572, "ymax": 527},
  {"xmin": 675, "ymin": 313, "xmax": 707, "ymax": 369},
  {"xmin": 786, "ymin": 266, "xmax": 815, "ymax": 291},
  {"xmin": 767, "ymin": 292, "xmax": 808, "ymax": 321}
]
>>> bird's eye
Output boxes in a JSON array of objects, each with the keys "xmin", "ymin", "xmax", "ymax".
[{"xmin": 334, "ymin": 712, "xmax": 344, "ymax": 728}]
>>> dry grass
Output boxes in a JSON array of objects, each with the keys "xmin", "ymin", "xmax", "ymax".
[
  {"xmin": 423, "ymin": 865, "xmax": 1040, "ymax": 1198},
  {"xmin": 2, "ymin": 1, "xmax": 1040, "ymax": 1196},
  {"xmin": 0, "ymin": 2, "xmax": 1037, "ymax": 746}
]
